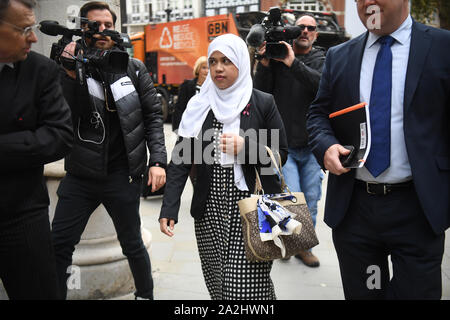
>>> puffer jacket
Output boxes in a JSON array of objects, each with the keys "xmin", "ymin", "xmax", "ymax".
[{"xmin": 61, "ymin": 57, "xmax": 167, "ymax": 179}]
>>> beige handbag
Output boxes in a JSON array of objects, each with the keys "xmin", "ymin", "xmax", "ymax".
[{"xmin": 238, "ymin": 147, "xmax": 319, "ymax": 262}]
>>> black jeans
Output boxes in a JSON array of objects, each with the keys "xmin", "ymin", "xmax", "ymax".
[
  {"xmin": 333, "ymin": 182, "xmax": 445, "ymax": 300},
  {"xmin": 0, "ymin": 209, "xmax": 60, "ymax": 300},
  {"xmin": 51, "ymin": 171, "xmax": 153, "ymax": 299}
]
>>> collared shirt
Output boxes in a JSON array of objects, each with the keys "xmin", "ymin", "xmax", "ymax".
[
  {"xmin": 356, "ymin": 15, "xmax": 413, "ymax": 184},
  {"xmin": 0, "ymin": 62, "xmax": 14, "ymax": 73}
]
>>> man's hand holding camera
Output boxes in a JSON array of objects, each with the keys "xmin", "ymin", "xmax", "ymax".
[
  {"xmin": 257, "ymin": 41, "xmax": 296, "ymax": 68},
  {"xmin": 61, "ymin": 42, "xmax": 78, "ymax": 79}
]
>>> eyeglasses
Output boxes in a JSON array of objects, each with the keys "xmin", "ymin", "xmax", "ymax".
[
  {"xmin": 298, "ymin": 25, "xmax": 317, "ymax": 32},
  {"xmin": 0, "ymin": 19, "xmax": 39, "ymax": 37}
]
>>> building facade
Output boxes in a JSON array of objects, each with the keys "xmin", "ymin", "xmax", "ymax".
[
  {"xmin": 124, "ymin": 0, "xmax": 353, "ymax": 36},
  {"xmin": 204, "ymin": 0, "xmax": 260, "ymax": 16},
  {"xmin": 125, "ymin": 0, "xmax": 201, "ymax": 24}
]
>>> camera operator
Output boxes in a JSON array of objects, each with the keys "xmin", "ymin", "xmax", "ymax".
[
  {"xmin": 254, "ymin": 14, "xmax": 325, "ymax": 267},
  {"xmin": 51, "ymin": 1, "xmax": 167, "ymax": 300}
]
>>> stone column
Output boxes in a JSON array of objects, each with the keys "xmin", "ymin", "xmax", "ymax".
[{"xmin": 0, "ymin": 160, "xmax": 152, "ymax": 300}]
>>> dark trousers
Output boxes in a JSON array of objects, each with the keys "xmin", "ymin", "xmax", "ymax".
[
  {"xmin": 332, "ymin": 182, "xmax": 445, "ymax": 300},
  {"xmin": 0, "ymin": 209, "xmax": 60, "ymax": 300},
  {"xmin": 51, "ymin": 171, "xmax": 153, "ymax": 299}
]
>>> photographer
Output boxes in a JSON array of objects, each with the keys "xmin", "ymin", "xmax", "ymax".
[
  {"xmin": 51, "ymin": 1, "xmax": 167, "ymax": 300},
  {"xmin": 254, "ymin": 14, "xmax": 325, "ymax": 267}
]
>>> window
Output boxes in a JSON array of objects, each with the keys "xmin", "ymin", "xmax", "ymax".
[
  {"xmin": 288, "ymin": 0, "xmax": 326, "ymax": 12},
  {"xmin": 157, "ymin": 0, "xmax": 164, "ymax": 11}
]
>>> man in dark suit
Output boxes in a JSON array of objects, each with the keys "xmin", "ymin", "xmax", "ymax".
[
  {"xmin": 307, "ymin": 0, "xmax": 449, "ymax": 299},
  {"xmin": 0, "ymin": 0, "xmax": 73, "ymax": 299}
]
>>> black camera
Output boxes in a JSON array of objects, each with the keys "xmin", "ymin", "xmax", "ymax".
[
  {"xmin": 246, "ymin": 7, "xmax": 303, "ymax": 59},
  {"xmin": 39, "ymin": 19, "xmax": 131, "ymax": 76}
]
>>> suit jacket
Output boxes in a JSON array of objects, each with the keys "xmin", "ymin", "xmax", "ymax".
[
  {"xmin": 307, "ymin": 21, "xmax": 450, "ymax": 234},
  {"xmin": 160, "ymin": 88, "xmax": 288, "ymax": 222}
]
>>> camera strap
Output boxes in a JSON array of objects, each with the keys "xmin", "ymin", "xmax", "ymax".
[{"xmin": 75, "ymin": 52, "xmax": 86, "ymax": 87}]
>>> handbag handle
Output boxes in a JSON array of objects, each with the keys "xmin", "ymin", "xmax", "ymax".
[{"xmin": 253, "ymin": 146, "xmax": 292, "ymax": 195}]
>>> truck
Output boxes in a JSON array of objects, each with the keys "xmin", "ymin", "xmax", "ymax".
[{"xmin": 130, "ymin": 9, "xmax": 349, "ymax": 121}]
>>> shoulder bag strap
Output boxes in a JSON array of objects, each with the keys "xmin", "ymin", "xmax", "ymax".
[{"xmin": 253, "ymin": 146, "xmax": 291, "ymax": 195}]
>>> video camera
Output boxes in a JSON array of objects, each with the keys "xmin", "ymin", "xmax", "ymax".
[
  {"xmin": 39, "ymin": 18, "xmax": 132, "ymax": 76},
  {"xmin": 246, "ymin": 7, "xmax": 303, "ymax": 59}
]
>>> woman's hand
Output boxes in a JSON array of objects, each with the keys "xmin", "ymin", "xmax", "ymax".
[
  {"xmin": 159, "ymin": 218, "xmax": 175, "ymax": 237},
  {"xmin": 220, "ymin": 133, "xmax": 244, "ymax": 155}
]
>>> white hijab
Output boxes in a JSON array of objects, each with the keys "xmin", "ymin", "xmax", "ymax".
[{"xmin": 178, "ymin": 33, "xmax": 253, "ymax": 191}]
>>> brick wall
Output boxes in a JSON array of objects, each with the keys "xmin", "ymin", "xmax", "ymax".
[
  {"xmin": 330, "ymin": 0, "xmax": 345, "ymax": 28},
  {"xmin": 260, "ymin": 0, "xmax": 280, "ymax": 11}
]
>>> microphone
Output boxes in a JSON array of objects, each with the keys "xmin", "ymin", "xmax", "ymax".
[
  {"xmin": 39, "ymin": 20, "xmax": 68, "ymax": 36},
  {"xmin": 245, "ymin": 24, "xmax": 266, "ymax": 48}
]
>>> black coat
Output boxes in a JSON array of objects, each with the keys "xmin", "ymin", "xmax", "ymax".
[
  {"xmin": 254, "ymin": 47, "xmax": 325, "ymax": 149},
  {"xmin": 62, "ymin": 58, "xmax": 167, "ymax": 179},
  {"xmin": 159, "ymin": 88, "xmax": 288, "ymax": 223},
  {"xmin": 172, "ymin": 78, "xmax": 198, "ymax": 131},
  {"xmin": 0, "ymin": 51, "xmax": 73, "ymax": 219}
]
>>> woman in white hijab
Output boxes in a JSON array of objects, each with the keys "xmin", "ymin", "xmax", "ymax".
[{"xmin": 159, "ymin": 34, "xmax": 288, "ymax": 300}]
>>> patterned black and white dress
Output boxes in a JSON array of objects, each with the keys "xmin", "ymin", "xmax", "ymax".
[{"xmin": 194, "ymin": 117, "xmax": 276, "ymax": 300}]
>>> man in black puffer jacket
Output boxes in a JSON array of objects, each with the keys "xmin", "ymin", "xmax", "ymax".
[
  {"xmin": 51, "ymin": 1, "xmax": 166, "ymax": 300},
  {"xmin": 254, "ymin": 14, "xmax": 325, "ymax": 268}
]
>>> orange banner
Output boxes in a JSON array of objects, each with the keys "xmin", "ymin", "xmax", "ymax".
[{"xmin": 144, "ymin": 14, "xmax": 239, "ymax": 84}]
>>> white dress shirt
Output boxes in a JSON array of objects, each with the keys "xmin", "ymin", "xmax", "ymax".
[
  {"xmin": 356, "ymin": 15, "xmax": 413, "ymax": 184},
  {"xmin": 0, "ymin": 62, "xmax": 14, "ymax": 73}
]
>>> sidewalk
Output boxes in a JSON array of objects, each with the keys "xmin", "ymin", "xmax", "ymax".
[{"xmin": 140, "ymin": 124, "xmax": 450, "ymax": 300}]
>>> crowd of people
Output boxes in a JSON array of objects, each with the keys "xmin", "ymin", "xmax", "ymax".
[{"xmin": 0, "ymin": 0, "xmax": 449, "ymax": 300}]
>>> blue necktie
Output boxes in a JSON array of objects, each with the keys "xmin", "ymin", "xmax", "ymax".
[{"xmin": 365, "ymin": 35, "xmax": 395, "ymax": 177}]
